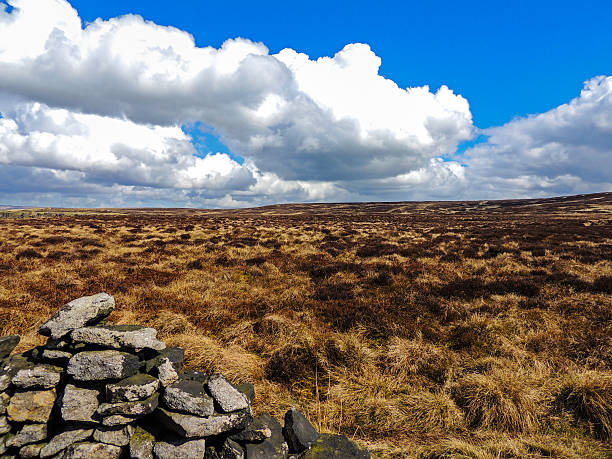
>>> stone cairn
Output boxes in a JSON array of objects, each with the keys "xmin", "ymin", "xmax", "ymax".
[{"xmin": 0, "ymin": 293, "xmax": 370, "ymax": 458}]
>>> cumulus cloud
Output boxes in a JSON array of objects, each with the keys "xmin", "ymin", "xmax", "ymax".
[{"xmin": 461, "ymin": 76, "xmax": 612, "ymax": 198}]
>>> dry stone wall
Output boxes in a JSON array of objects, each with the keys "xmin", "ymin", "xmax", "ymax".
[{"xmin": 0, "ymin": 293, "xmax": 371, "ymax": 458}]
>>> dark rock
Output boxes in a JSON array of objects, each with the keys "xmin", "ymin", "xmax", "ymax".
[
  {"xmin": 0, "ymin": 355, "xmax": 34, "ymax": 391},
  {"xmin": 235, "ymin": 383, "xmax": 255, "ymax": 404},
  {"xmin": 39, "ymin": 293, "xmax": 115, "ymax": 339},
  {"xmin": 156, "ymin": 407, "xmax": 252, "ymax": 438},
  {"xmin": 298, "ymin": 434, "xmax": 371, "ymax": 459},
  {"xmin": 106, "ymin": 373, "xmax": 160, "ymax": 402},
  {"xmin": 221, "ymin": 438, "xmax": 244, "ymax": 459},
  {"xmin": 71, "ymin": 325, "xmax": 165, "ymax": 352},
  {"xmin": 162, "ymin": 379, "xmax": 214, "ymax": 417},
  {"xmin": 229, "ymin": 416, "xmax": 271, "ymax": 442},
  {"xmin": 0, "ymin": 335, "xmax": 19, "ymax": 360},
  {"xmin": 244, "ymin": 413, "xmax": 288, "ymax": 459},
  {"xmin": 182, "ymin": 370, "xmax": 208, "ymax": 384},
  {"xmin": 67, "ymin": 350, "xmax": 140, "ymax": 381},
  {"xmin": 154, "ymin": 438, "xmax": 207, "ymax": 459},
  {"xmin": 146, "ymin": 347, "xmax": 184, "ymax": 387},
  {"xmin": 207, "ymin": 374, "xmax": 249, "ymax": 413},
  {"xmin": 283, "ymin": 408, "xmax": 319, "ymax": 453}
]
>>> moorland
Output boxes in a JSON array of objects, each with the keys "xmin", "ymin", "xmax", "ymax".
[{"xmin": 0, "ymin": 193, "xmax": 611, "ymax": 458}]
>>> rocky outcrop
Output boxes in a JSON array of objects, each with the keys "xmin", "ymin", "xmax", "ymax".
[{"xmin": 0, "ymin": 293, "xmax": 371, "ymax": 458}]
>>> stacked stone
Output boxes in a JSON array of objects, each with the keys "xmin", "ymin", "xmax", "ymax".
[{"xmin": 0, "ymin": 293, "xmax": 370, "ymax": 459}]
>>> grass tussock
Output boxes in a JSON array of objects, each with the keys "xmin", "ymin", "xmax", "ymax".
[{"xmin": 0, "ymin": 194, "xmax": 611, "ymax": 455}]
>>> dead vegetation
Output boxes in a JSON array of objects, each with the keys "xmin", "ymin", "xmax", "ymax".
[{"xmin": 0, "ymin": 193, "xmax": 611, "ymax": 457}]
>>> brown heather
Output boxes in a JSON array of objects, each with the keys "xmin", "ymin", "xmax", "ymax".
[{"xmin": 1, "ymin": 193, "xmax": 611, "ymax": 458}]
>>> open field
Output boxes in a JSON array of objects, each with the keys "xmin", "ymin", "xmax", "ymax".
[{"xmin": 1, "ymin": 193, "xmax": 611, "ymax": 457}]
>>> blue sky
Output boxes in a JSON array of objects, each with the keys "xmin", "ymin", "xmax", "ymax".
[
  {"xmin": 0, "ymin": 0, "xmax": 610, "ymax": 207},
  {"xmin": 70, "ymin": 0, "xmax": 612, "ymax": 129}
]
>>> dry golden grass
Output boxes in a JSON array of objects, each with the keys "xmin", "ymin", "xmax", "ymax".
[{"xmin": 0, "ymin": 193, "xmax": 611, "ymax": 457}]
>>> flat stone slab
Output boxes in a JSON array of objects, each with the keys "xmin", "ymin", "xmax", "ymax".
[
  {"xmin": 7, "ymin": 389, "xmax": 56, "ymax": 423},
  {"xmin": 207, "ymin": 374, "xmax": 249, "ymax": 413},
  {"xmin": 60, "ymin": 384, "xmax": 101, "ymax": 423},
  {"xmin": 61, "ymin": 442, "xmax": 123, "ymax": 458},
  {"xmin": 97, "ymin": 393, "xmax": 159, "ymax": 417},
  {"xmin": 71, "ymin": 325, "xmax": 165, "ymax": 351},
  {"xmin": 42, "ymin": 349, "xmax": 73, "ymax": 363},
  {"xmin": 93, "ymin": 425, "xmax": 134, "ymax": 447},
  {"xmin": 106, "ymin": 373, "xmax": 160, "ymax": 403},
  {"xmin": 101, "ymin": 414, "xmax": 140, "ymax": 426},
  {"xmin": 0, "ymin": 335, "xmax": 20, "ymax": 359},
  {"xmin": 8, "ymin": 423, "xmax": 48, "ymax": 448},
  {"xmin": 67, "ymin": 350, "xmax": 140, "ymax": 381},
  {"xmin": 153, "ymin": 438, "xmax": 207, "ymax": 459},
  {"xmin": 156, "ymin": 407, "xmax": 252, "ymax": 438},
  {"xmin": 12, "ymin": 364, "xmax": 62, "ymax": 389},
  {"xmin": 20, "ymin": 443, "xmax": 47, "ymax": 458},
  {"xmin": 283, "ymin": 407, "xmax": 320, "ymax": 453},
  {"xmin": 40, "ymin": 428, "xmax": 93, "ymax": 457},
  {"xmin": 39, "ymin": 293, "xmax": 115, "ymax": 339},
  {"xmin": 230, "ymin": 416, "xmax": 272, "ymax": 442},
  {"xmin": 162, "ymin": 380, "xmax": 214, "ymax": 417}
]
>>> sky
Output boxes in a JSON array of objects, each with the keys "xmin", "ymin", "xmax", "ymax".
[{"xmin": 0, "ymin": 0, "xmax": 610, "ymax": 208}]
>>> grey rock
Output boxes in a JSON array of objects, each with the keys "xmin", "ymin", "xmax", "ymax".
[
  {"xmin": 0, "ymin": 434, "xmax": 9, "ymax": 455},
  {"xmin": 153, "ymin": 438, "xmax": 207, "ymax": 459},
  {"xmin": 299, "ymin": 434, "xmax": 371, "ymax": 459},
  {"xmin": 61, "ymin": 441, "xmax": 123, "ymax": 458},
  {"xmin": 207, "ymin": 374, "xmax": 249, "ymax": 413},
  {"xmin": 283, "ymin": 408, "xmax": 319, "ymax": 453},
  {"xmin": 244, "ymin": 413, "xmax": 288, "ymax": 459},
  {"xmin": 0, "ymin": 335, "xmax": 20, "ymax": 359},
  {"xmin": 39, "ymin": 293, "xmax": 115, "ymax": 339},
  {"xmin": 7, "ymin": 389, "xmax": 56, "ymax": 423},
  {"xmin": 129, "ymin": 426, "xmax": 155, "ymax": 459},
  {"xmin": 221, "ymin": 438, "xmax": 244, "ymax": 459},
  {"xmin": 0, "ymin": 415, "xmax": 9, "ymax": 435},
  {"xmin": 61, "ymin": 384, "xmax": 101, "ymax": 423},
  {"xmin": 19, "ymin": 442, "xmax": 47, "ymax": 458},
  {"xmin": 42, "ymin": 349, "xmax": 73, "ymax": 363},
  {"xmin": 0, "ymin": 356, "xmax": 34, "ymax": 391},
  {"xmin": 97, "ymin": 392, "xmax": 158, "ymax": 416},
  {"xmin": 40, "ymin": 429, "xmax": 93, "ymax": 457},
  {"xmin": 67, "ymin": 350, "xmax": 140, "ymax": 381},
  {"xmin": 100, "ymin": 414, "xmax": 139, "ymax": 426},
  {"xmin": 230, "ymin": 416, "xmax": 271, "ymax": 442},
  {"xmin": 0, "ymin": 393, "xmax": 9, "ymax": 415},
  {"xmin": 146, "ymin": 348, "xmax": 183, "ymax": 387},
  {"xmin": 7, "ymin": 423, "xmax": 47, "ymax": 447},
  {"xmin": 11, "ymin": 364, "xmax": 62, "ymax": 389},
  {"xmin": 105, "ymin": 373, "xmax": 160, "ymax": 403},
  {"xmin": 93, "ymin": 425, "xmax": 134, "ymax": 447},
  {"xmin": 162, "ymin": 380, "xmax": 214, "ymax": 417},
  {"xmin": 156, "ymin": 407, "xmax": 252, "ymax": 438},
  {"xmin": 71, "ymin": 325, "xmax": 165, "ymax": 352},
  {"xmin": 45, "ymin": 338, "xmax": 71, "ymax": 350}
]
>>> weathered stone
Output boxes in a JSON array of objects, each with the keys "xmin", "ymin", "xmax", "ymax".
[
  {"xmin": 19, "ymin": 442, "xmax": 47, "ymax": 458},
  {"xmin": 230, "ymin": 416, "xmax": 271, "ymax": 442},
  {"xmin": 71, "ymin": 325, "xmax": 165, "ymax": 352},
  {"xmin": 67, "ymin": 350, "xmax": 140, "ymax": 381},
  {"xmin": 207, "ymin": 374, "xmax": 249, "ymax": 413},
  {"xmin": 61, "ymin": 441, "xmax": 123, "ymax": 458},
  {"xmin": 7, "ymin": 423, "xmax": 47, "ymax": 448},
  {"xmin": 0, "ymin": 356, "xmax": 34, "ymax": 391},
  {"xmin": 299, "ymin": 434, "xmax": 371, "ymax": 459},
  {"xmin": 153, "ymin": 438, "xmax": 207, "ymax": 459},
  {"xmin": 45, "ymin": 338, "xmax": 71, "ymax": 350},
  {"xmin": 97, "ymin": 392, "xmax": 158, "ymax": 417},
  {"xmin": 129, "ymin": 426, "xmax": 155, "ymax": 459},
  {"xmin": 0, "ymin": 393, "xmax": 9, "ymax": 415},
  {"xmin": 40, "ymin": 429, "xmax": 93, "ymax": 457},
  {"xmin": 0, "ymin": 335, "xmax": 20, "ymax": 359},
  {"xmin": 42, "ymin": 349, "xmax": 73, "ymax": 363},
  {"xmin": 162, "ymin": 380, "xmax": 214, "ymax": 417},
  {"xmin": 100, "ymin": 414, "xmax": 139, "ymax": 426},
  {"xmin": 235, "ymin": 383, "xmax": 255, "ymax": 404},
  {"xmin": 283, "ymin": 408, "xmax": 319, "ymax": 453},
  {"xmin": 146, "ymin": 348, "xmax": 183, "ymax": 387},
  {"xmin": 182, "ymin": 370, "xmax": 208, "ymax": 384},
  {"xmin": 244, "ymin": 413, "xmax": 288, "ymax": 459},
  {"xmin": 105, "ymin": 373, "xmax": 159, "ymax": 403},
  {"xmin": 60, "ymin": 384, "xmax": 102, "ymax": 423},
  {"xmin": 221, "ymin": 438, "xmax": 244, "ymax": 459},
  {"xmin": 11, "ymin": 364, "xmax": 62, "ymax": 389},
  {"xmin": 156, "ymin": 407, "xmax": 252, "ymax": 438},
  {"xmin": 39, "ymin": 293, "xmax": 115, "ymax": 339},
  {"xmin": 0, "ymin": 415, "xmax": 10, "ymax": 435},
  {"xmin": 7, "ymin": 389, "xmax": 56, "ymax": 423},
  {"xmin": 93, "ymin": 425, "xmax": 134, "ymax": 447}
]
